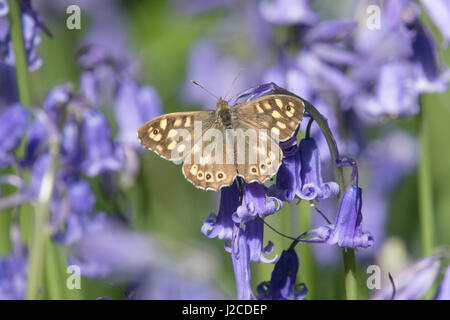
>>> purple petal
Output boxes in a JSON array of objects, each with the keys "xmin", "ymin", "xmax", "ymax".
[
  {"xmin": 435, "ymin": 265, "xmax": 450, "ymax": 300},
  {"xmin": 298, "ymin": 137, "xmax": 339, "ymax": 201},
  {"xmin": 82, "ymin": 111, "xmax": 124, "ymax": 177},
  {"xmin": 257, "ymin": 248, "xmax": 307, "ymax": 300},
  {"xmin": 201, "ymin": 181, "xmax": 239, "ymax": 240},
  {"xmin": 231, "ymin": 225, "xmax": 255, "ymax": 300},
  {"xmin": 328, "ymin": 185, "xmax": 373, "ymax": 248},
  {"xmin": 0, "ymin": 104, "xmax": 28, "ymax": 168},
  {"xmin": 420, "ymin": 0, "xmax": 450, "ymax": 47},
  {"xmin": 371, "ymin": 256, "xmax": 440, "ymax": 300},
  {"xmin": 233, "ymin": 182, "xmax": 282, "ymax": 223}
]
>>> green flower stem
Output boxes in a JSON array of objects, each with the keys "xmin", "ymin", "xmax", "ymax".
[
  {"xmin": 7, "ymin": 0, "xmax": 31, "ymax": 106},
  {"xmin": 27, "ymin": 140, "xmax": 60, "ymax": 299},
  {"xmin": 298, "ymin": 201, "xmax": 317, "ymax": 299},
  {"xmin": 303, "ymin": 99, "xmax": 357, "ymax": 300},
  {"xmin": 418, "ymin": 101, "xmax": 435, "ymax": 257},
  {"xmin": 419, "ymin": 99, "xmax": 436, "ymax": 299},
  {"xmin": 7, "ymin": 0, "xmax": 55, "ymax": 300}
]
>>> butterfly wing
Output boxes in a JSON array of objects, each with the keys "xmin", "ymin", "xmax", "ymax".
[
  {"xmin": 232, "ymin": 94, "xmax": 305, "ymax": 142},
  {"xmin": 182, "ymin": 123, "xmax": 237, "ymax": 191},
  {"xmin": 234, "ymin": 127, "xmax": 283, "ymax": 185},
  {"xmin": 137, "ymin": 110, "xmax": 216, "ymax": 162}
]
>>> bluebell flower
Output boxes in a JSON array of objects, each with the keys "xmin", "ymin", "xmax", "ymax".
[
  {"xmin": 201, "ymin": 181, "xmax": 239, "ymax": 241},
  {"xmin": 371, "ymin": 256, "xmax": 440, "ymax": 300},
  {"xmin": 30, "ymin": 152, "xmax": 50, "ymax": 197},
  {"xmin": 0, "ymin": 104, "xmax": 28, "ymax": 168},
  {"xmin": 43, "ymin": 83, "xmax": 73, "ymax": 124},
  {"xmin": 304, "ymin": 159, "xmax": 373, "ymax": 249},
  {"xmin": 297, "ymin": 137, "xmax": 339, "ymax": 200},
  {"xmin": 0, "ymin": 0, "xmax": 47, "ymax": 70},
  {"xmin": 61, "ymin": 116, "xmax": 83, "ymax": 174},
  {"xmin": 420, "ymin": 0, "xmax": 450, "ymax": 48},
  {"xmin": 52, "ymin": 179, "xmax": 93, "ymax": 245},
  {"xmin": 245, "ymin": 217, "xmax": 277, "ymax": 263},
  {"xmin": 229, "ymin": 225, "xmax": 255, "ymax": 300},
  {"xmin": 325, "ymin": 184, "xmax": 373, "ymax": 248},
  {"xmin": 82, "ymin": 110, "xmax": 124, "ymax": 177},
  {"xmin": 80, "ymin": 71, "xmax": 99, "ymax": 107},
  {"xmin": 268, "ymin": 136, "xmax": 339, "ymax": 202},
  {"xmin": 257, "ymin": 248, "xmax": 307, "ymax": 300},
  {"xmin": 267, "ymin": 136, "xmax": 300, "ymax": 202},
  {"xmin": 435, "ymin": 265, "xmax": 450, "ymax": 300},
  {"xmin": 22, "ymin": 116, "xmax": 48, "ymax": 167},
  {"xmin": 115, "ymin": 79, "xmax": 162, "ymax": 148},
  {"xmin": 0, "ymin": 0, "xmax": 8, "ymax": 16},
  {"xmin": 233, "ymin": 182, "xmax": 282, "ymax": 223},
  {"xmin": 0, "ymin": 240, "xmax": 27, "ymax": 300}
]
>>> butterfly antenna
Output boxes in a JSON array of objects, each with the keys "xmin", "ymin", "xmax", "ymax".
[
  {"xmin": 224, "ymin": 68, "xmax": 243, "ymax": 101},
  {"xmin": 191, "ymin": 80, "xmax": 219, "ymax": 100}
]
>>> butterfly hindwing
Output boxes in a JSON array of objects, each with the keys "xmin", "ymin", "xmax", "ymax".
[{"xmin": 234, "ymin": 127, "xmax": 283, "ymax": 184}]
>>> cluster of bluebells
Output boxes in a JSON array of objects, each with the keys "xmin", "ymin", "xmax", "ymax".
[
  {"xmin": 0, "ymin": 0, "xmax": 49, "ymax": 71},
  {"xmin": 183, "ymin": 0, "xmax": 450, "ymax": 299},
  {"xmin": 201, "ymin": 83, "xmax": 373, "ymax": 299},
  {"xmin": 0, "ymin": 28, "xmax": 163, "ymax": 297}
]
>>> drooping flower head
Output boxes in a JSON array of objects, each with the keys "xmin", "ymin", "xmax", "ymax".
[{"xmin": 257, "ymin": 247, "xmax": 307, "ymax": 300}]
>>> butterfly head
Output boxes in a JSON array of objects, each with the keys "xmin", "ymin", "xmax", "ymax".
[{"xmin": 216, "ymin": 96, "xmax": 229, "ymax": 111}]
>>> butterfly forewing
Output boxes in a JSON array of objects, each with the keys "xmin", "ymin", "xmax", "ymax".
[
  {"xmin": 137, "ymin": 110, "xmax": 215, "ymax": 161},
  {"xmin": 233, "ymin": 94, "xmax": 305, "ymax": 142}
]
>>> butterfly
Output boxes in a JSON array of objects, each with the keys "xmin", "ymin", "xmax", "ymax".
[{"xmin": 137, "ymin": 89, "xmax": 305, "ymax": 191}]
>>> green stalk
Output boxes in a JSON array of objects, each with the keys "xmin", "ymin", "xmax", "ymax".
[
  {"xmin": 418, "ymin": 101, "xmax": 435, "ymax": 257},
  {"xmin": 7, "ymin": 0, "xmax": 31, "ymax": 106},
  {"xmin": 298, "ymin": 201, "xmax": 317, "ymax": 299},
  {"xmin": 303, "ymin": 99, "xmax": 357, "ymax": 300},
  {"xmin": 27, "ymin": 141, "xmax": 59, "ymax": 299},
  {"xmin": 418, "ymin": 98, "xmax": 436, "ymax": 299}
]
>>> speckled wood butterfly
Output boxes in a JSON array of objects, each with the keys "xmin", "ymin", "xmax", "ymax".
[{"xmin": 137, "ymin": 91, "xmax": 305, "ymax": 191}]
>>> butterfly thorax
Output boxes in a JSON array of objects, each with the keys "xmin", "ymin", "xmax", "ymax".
[{"xmin": 216, "ymin": 97, "xmax": 233, "ymax": 129}]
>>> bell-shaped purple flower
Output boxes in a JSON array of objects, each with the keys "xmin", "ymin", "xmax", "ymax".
[
  {"xmin": 420, "ymin": 0, "xmax": 450, "ymax": 48},
  {"xmin": 257, "ymin": 248, "xmax": 307, "ymax": 300},
  {"xmin": 233, "ymin": 182, "xmax": 282, "ymax": 223},
  {"xmin": 0, "ymin": 104, "xmax": 28, "ymax": 168},
  {"xmin": 327, "ymin": 184, "xmax": 374, "ymax": 248},
  {"xmin": 61, "ymin": 117, "xmax": 83, "ymax": 173},
  {"xmin": 230, "ymin": 225, "xmax": 255, "ymax": 300},
  {"xmin": 114, "ymin": 79, "xmax": 162, "ymax": 148},
  {"xmin": 201, "ymin": 181, "xmax": 239, "ymax": 241},
  {"xmin": 22, "ymin": 117, "xmax": 47, "ymax": 167},
  {"xmin": 53, "ymin": 180, "xmax": 97, "ymax": 245},
  {"xmin": 304, "ymin": 159, "xmax": 373, "ymax": 249},
  {"xmin": 0, "ymin": 0, "xmax": 8, "ymax": 17},
  {"xmin": 43, "ymin": 83, "xmax": 73, "ymax": 123},
  {"xmin": 266, "ymin": 136, "xmax": 300, "ymax": 202},
  {"xmin": 82, "ymin": 110, "xmax": 124, "ymax": 177},
  {"xmin": 0, "ymin": 246, "xmax": 27, "ymax": 300},
  {"xmin": 245, "ymin": 217, "xmax": 277, "ymax": 263},
  {"xmin": 269, "ymin": 136, "xmax": 339, "ymax": 202},
  {"xmin": 30, "ymin": 152, "xmax": 50, "ymax": 197},
  {"xmin": 297, "ymin": 137, "xmax": 339, "ymax": 200}
]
